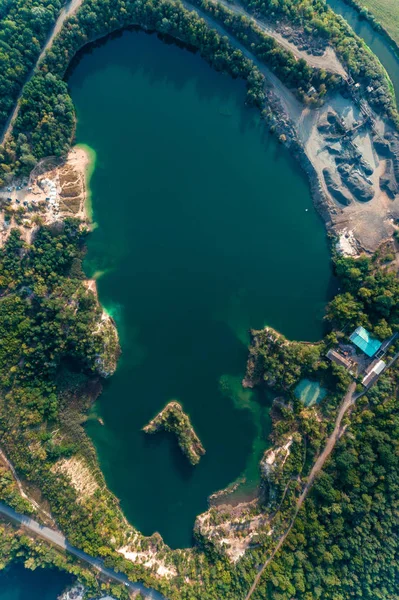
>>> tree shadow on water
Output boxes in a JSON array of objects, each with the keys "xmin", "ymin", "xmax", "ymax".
[
  {"xmin": 66, "ymin": 26, "xmax": 259, "ymax": 132},
  {"xmin": 141, "ymin": 428, "xmax": 195, "ymax": 482}
]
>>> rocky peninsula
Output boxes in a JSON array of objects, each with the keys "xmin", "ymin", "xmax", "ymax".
[{"xmin": 143, "ymin": 401, "xmax": 205, "ymax": 465}]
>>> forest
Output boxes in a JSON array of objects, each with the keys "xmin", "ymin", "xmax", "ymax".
[
  {"xmin": 2, "ymin": 221, "xmax": 397, "ymax": 599},
  {"xmin": 254, "ymin": 362, "xmax": 399, "ymax": 599},
  {"xmin": 0, "ymin": 0, "xmax": 266, "ymax": 181},
  {"xmin": 143, "ymin": 401, "xmax": 206, "ymax": 466},
  {"xmin": 1, "ymin": 0, "xmax": 399, "ymax": 598},
  {"xmin": 0, "ymin": 0, "xmax": 63, "ymax": 132},
  {"xmin": 0, "ymin": 0, "xmax": 397, "ymax": 187},
  {"xmin": 326, "ymin": 253, "xmax": 399, "ymax": 337},
  {"xmin": 242, "ymin": 250, "xmax": 399, "ymax": 599},
  {"xmin": 0, "ymin": 221, "xmax": 126, "ymax": 556}
]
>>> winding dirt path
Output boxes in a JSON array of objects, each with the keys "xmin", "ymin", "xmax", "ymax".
[
  {"xmin": 181, "ymin": 0, "xmax": 305, "ymax": 122},
  {"xmin": 0, "ymin": 448, "xmax": 29, "ymax": 504},
  {"xmin": 0, "ymin": 0, "xmax": 84, "ymax": 145},
  {"xmin": 0, "ymin": 447, "xmax": 53, "ymax": 521},
  {"xmin": 244, "ymin": 381, "xmax": 357, "ymax": 600},
  {"xmin": 209, "ymin": 0, "xmax": 347, "ymax": 78}
]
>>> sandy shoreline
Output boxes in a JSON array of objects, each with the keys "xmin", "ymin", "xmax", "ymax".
[
  {"xmin": 64, "ymin": 144, "xmax": 94, "ymax": 222},
  {"xmin": 0, "ymin": 145, "xmax": 119, "ymax": 359},
  {"xmin": 0, "ymin": 144, "xmax": 93, "ymax": 246}
]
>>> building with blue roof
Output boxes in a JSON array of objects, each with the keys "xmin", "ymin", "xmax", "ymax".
[{"xmin": 350, "ymin": 326, "xmax": 382, "ymax": 358}]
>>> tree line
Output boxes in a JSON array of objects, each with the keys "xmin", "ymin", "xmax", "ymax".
[
  {"xmin": 238, "ymin": 0, "xmax": 399, "ymax": 125},
  {"xmin": 0, "ymin": 0, "xmax": 64, "ymax": 132},
  {"xmin": 191, "ymin": 0, "xmax": 341, "ymax": 102},
  {"xmin": 0, "ymin": 0, "xmax": 267, "ymax": 185}
]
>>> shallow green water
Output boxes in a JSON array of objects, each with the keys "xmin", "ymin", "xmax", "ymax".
[
  {"xmin": 0, "ymin": 564, "xmax": 72, "ymax": 600},
  {"xmin": 68, "ymin": 28, "xmax": 332, "ymax": 548},
  {"xmin": 327, "ymin": 0, "xmax": 399, "ymax": 107},
  {"xmin": 295, "ymin": 378, "xmax": 327, "ymax": 407}
]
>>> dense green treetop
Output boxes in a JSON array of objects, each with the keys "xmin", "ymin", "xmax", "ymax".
[
  {"xmin": 0, "ymin": 0, "xmax": 64, "ymax": 130},
  {"xmin": 8, "ymin": 0, "xmax": 265, "ymax": 165}
]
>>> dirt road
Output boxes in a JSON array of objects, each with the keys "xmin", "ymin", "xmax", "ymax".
[
  {"xmin": 244, "ymin": 381, "xmax": 357, "ymax": 600},
  {"xmin": 210, "ymin": 0, "xmax": 347, "ymax": 78},
  {"xmin": 0, "ymin": 0, "xmax": 85, "ymax": 145},
  {"xmin": 0, "ymin": 447, "xmax": 54, "ymax": 522},
  {"xmin": 1, "ymin": 0, "xmax": 345, "ymax": 148}
]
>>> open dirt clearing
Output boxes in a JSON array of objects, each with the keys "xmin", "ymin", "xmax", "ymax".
[{"xmin": 214, "ymin": 0, "xmax": 347, "ymax": 77}]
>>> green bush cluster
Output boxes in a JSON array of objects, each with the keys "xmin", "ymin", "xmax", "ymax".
[{"xmin": 0, "ymin": 0, "xmax": 63, "ymax": 131}]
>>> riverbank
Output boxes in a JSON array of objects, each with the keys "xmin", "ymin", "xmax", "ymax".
[{"xmin": 337, "ymin": 0, "xmax": 399, "ymax": 53}]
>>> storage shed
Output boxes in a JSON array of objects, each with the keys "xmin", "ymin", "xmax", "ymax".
[
  {"xmin": 362, "ymin": 359, "xmax": 386, "ymax": 387},
  {"xmin": 350, "ymin": 326, "xmax": 382, "ymax": 358}
]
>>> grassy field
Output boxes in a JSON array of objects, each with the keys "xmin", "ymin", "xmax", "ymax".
[{"xmin": 359, "ymin": 0, "xmax": 399, "ymax": 46}]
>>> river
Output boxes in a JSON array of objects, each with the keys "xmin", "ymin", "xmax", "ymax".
[
  {"xmin": 326, "ymin": 0, "xmax": 399, "ymax": 106},
  {"xmin": 66, "ymin": 28, "xmax": 333, "ymax": 549}
]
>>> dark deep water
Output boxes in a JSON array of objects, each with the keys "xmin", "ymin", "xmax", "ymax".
[
  {"xmin": 6, "ymin": 2, "xmax": 399, "ymax": 594},
  {"xmin": 0, "ymin": 564, "xmax": 72, "ymax": 600},
  {"xmin": 67, "ymin": 28, "xmax": 332, "ymax": 548}
]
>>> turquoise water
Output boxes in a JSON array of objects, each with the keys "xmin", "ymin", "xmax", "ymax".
[
  {"xmin": 68, "ymin": 28, "xmax": 332, "ymax": 548},
  {"xmin": 295, "ymin": 378, "xmax": 327, "ymax": 407},
  {"xmin": 0, "ymin": 564, "xmax": 72, "ymax": 600}
]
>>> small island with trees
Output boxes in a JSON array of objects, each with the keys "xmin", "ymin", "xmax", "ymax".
[
  {"xmin": 3, "ymin": 0, "xmax": 399, "ymax": 597},
  {"xmin": 143, "ymin": 401, "xmax": 205, "ymax": 466}
]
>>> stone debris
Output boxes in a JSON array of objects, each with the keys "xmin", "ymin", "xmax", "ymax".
[
  {"xmin": 373, "ymin": 136, "xmax": 391, "ymax": 157},
  {"xmin": 118, "ymin": 543, "xmax": 177, "ymax": 578},
  {"xmin": 380, "ymin": 159, "xmax": 399, "ymax": 199},
  {"xmin": 58, "ymin": 585, "xmax": 115, "ymax": 600},
  {"xmin": 325, "ymin": 142, "xmax": 343, "ymax": 155},
  {"xmin": 58, "ymin": 584, "xmax": 85, "ymax": 600},
  {"xmin": 323, "ymin": 168, "xmax": 352, "ymax": 205},
  {"xmin": 336, "ymin": 229, "xmax": 359, "ymax": 257},
  {"xmin": 338, "ymin": 164, "xmax": 375, "ymax": 202},
  {"xmin": 279, "ymin": 23, "xmax": 327, "ymax": 55},
  {"xmin": 40, "ymin": 177, "xmax": 59, "ymax": 212}
]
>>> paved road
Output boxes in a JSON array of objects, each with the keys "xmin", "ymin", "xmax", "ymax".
[
  {"xmin": 0, "ymin": 502, "xmax": 165, "ymax": 600},
  {"xmin": 245, "ymin": 381, "xmax": 357, "ymax": 600}
]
